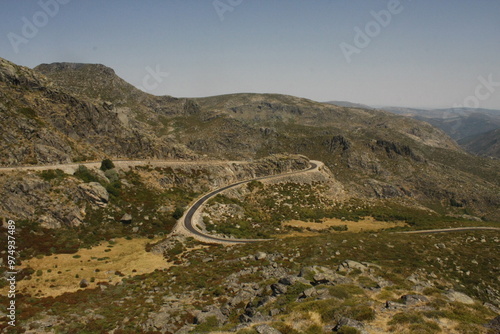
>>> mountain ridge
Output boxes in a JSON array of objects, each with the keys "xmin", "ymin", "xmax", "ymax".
[{"xmin": 1, "ymin": 57, "xmax": 499, "ymax": 221}]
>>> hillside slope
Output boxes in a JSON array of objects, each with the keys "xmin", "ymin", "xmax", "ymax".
[
  {"xmin": 459, "ymin": 128, "xmax": 500, "ymax": 158},
  {"xmin": 1, "ymin": 58, "xmax": 499, "ymax": 220},
  {"xmin": 0, "ymin": 58, "xmax": 194, "ymax": 165}
]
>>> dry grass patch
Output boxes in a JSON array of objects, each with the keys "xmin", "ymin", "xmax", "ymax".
[
  {"xmin": 5, "ymin": 237, "xmax": 170, "ymax": 297},
  {"xmin": 283, "ymin": 217, "xmax": 407, "ymax": 233}
]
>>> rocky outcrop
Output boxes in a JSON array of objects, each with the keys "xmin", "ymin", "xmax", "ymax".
[{"xmin": 78, "ymin": 182, "xmax": 109, "ymax": 207}]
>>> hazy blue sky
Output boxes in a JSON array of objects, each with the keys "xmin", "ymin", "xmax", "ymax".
[{"xmin": 1, "ymin": 0, "xmax": 500, "ymax": 109}]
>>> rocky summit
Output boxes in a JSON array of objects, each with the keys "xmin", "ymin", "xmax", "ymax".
[{"xmin": 0, "ymin": 57, "xmax": 499, "ymax": 334}]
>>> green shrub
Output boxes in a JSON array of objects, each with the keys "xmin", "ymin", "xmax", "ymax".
[
  {"xmin": 104, "ymin": 169, "xmax": 120, "ymax": 182},
  {"xmin": 194, "ymin": 316, "xmax": 219, "ymax": 332},
  {"xmin": 172, "ymin": 207, "xmax": 184, "ymax": 220},
  {"xmin": 247, "ymin": 180, "xmax": 263, "ymax": 192},
  {"xmin": 338, "ymin": 326, "xmax": 361, "ymax": 334},
  {"xmin": 74, "ymin": 165, "xmax": 99, "ymax": 183},
  {"xmin": 100, "ymin": 159, "xmax": 115, "ymax": 171},
  {"xmin": 106, "ymin": 180, "xmax": 122, "ymax": 197},
  {"xmin": 39, "ymin": 169, "xmax": 66, "ymax": 181}
]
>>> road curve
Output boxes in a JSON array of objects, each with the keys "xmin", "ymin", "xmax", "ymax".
[{"xmin": 179, "ymin": 161, "xmax": 321, "ymax": 244}]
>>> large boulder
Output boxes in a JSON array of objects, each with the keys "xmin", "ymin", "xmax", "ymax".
[
  {"xmin": 300, "ymin": 265, "xmax": 343, "ymax": 285},
  {"xmin": 78, "ymin": 182, "xmax": 109, "ymax": 207},
  {"xmin": 193, "ymin": 306, "xmax": 227, "ymax": 326},
  {"xmin": 446, "ymin": 290, "xmax": 475, "ymax": 305}
]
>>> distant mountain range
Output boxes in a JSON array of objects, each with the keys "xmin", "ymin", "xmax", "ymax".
[{"xmin": 326, "ymin": 101, "xmax": 500, "ymax": 158}]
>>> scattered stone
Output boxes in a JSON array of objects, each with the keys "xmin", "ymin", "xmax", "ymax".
[
  {"xmin": 400, "ymin": 294, "xmax": 429, "ymax": 305},
  {"xmin": 278, "ymin": 275, "xmax": 309, "ymax": 286},
  {"xmin": 384, "ymin": 300, "xmax": 406, "ymax": 310},
  {"xmin": 333, "ymin": 317, "xmax": 366, "ymax": 333},
  {"xmin": 79, "ymin": 279, "xmax": 89, "ymax": 288},
  {"xmin": 338, "ymin": 260, "xmax": 368, "ymax": 272},
  {"xmin": 120, "ymin": 213, "xmax": 132, "ymax": 224},
  {"xmin": 269, "ymin": 309, "xmax": 280, "ymax": 317},
  {"xmin": 446, "ymin": 290, "xmax": 475, "ymax": 305},
  {"xmin": 78, "ymin": 182, "xmax": 109, "ymax": 207},
  {"xmin": 300, "ymin": 265, "xmax": 339, "ymax": 285},
  {"xmin": 271, "ymin": 283, "xmax": 287, "ymax": 296},
  {"xmin": 484, "ymin": 302, "xmax": 500, "ymax": 314},
  {"xmin": 255, "ymin": 252, "xmax": 267, "ymax": 260},
  {"xmin": 300, "ymin": 287, "xmax": 317, "ymax": 299},
  {"xmin": 193, "ymin": 306, "xmax": 227, "ymax": 326},
  {"xmin": 485, "ymin": 316, "xmax": 500, "ymax": 332}
]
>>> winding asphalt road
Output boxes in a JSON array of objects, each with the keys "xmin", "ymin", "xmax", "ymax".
[{"xmin": 180, "ymin": 161, "xmax": 320, "ymax": 244}]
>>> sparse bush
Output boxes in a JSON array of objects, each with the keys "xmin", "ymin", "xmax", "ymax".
[
  {"xmin": 100, "ymin": 159, "xmax": 115, "ymax": 171},
  {"xmin": 172, "ymin": 207, "xmax": 184, "ymax": 220},
  {"xmin": 39, "ymin": 169, "xmax": 66, "ymax": 181},
  {"xmin": 338, "ymin": 326, "xmax": 361, "ymax": 334},
  {"xmin": 104, "ymin": 168, "xmax": 120, "ymax": 183},
  {"xmin": 247, "ymin": 180, "xmax": 263, "ymax": 192},
  {"xmin": 74, "ymin": 165, "xmax": 99, "ymax": 183},
  {"xmin": 194, "ymin": 316, "xmax": 219, "ymax": 332}
]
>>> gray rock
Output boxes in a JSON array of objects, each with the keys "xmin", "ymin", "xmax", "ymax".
[
  {"xmin": 338, "ymin": 260, "xmax": 367, "ymax": 272},
  {"xmin": 271, "ymin": 283, "xmax": 287, "ymax": 296},
  {"xmin": 269, "ymin": 309, "xmax": 281, "ymax": 317},
  {"xmin": 278, "ymin": 275, "xmax": 309, "ymax": 286},
  {"xmin": 400, "ymin": 294, "xmax": 429, "ymax": 305},
  {"xmin": 255, "ymin": 252, "xmax": 267, "ymax": 260},
  {"xmin": 485, "ymin": 316, "xmax": 500, "ymax": 332},
  {"xmin": 79, "ymin": 279, "xmax": 89, "ymax": 288},
  {"xmin": 255, "ymin": 324, "xmax": 282, "ymax": 334},
  {"xmin": 120, "ymin": 213, "xmax": 132, "ymax": 224},
  {"xmin": 484, "ymin": 302, "xmax": 500, "ymax": 314},
  {"xmin": 300, "ymin": 287, "xmax": 317, "ymax": 299},
  {"xmin": 333, "ymin": 317, "xmax": 366, "ymax": 333},
  {"xmin": 384, "ymin": 300, "xmax": 407, "ymax": 310},
  {"xmin": 78, "ymin": 182, "xmax": 109, "ymax": 207},
  {"xmin": 194, "ymin": 306, "xmax": 227, "ymax": 326},
  {"xmin": 446, "ymin": 290, "xmax": 475, "ymax": 305}
]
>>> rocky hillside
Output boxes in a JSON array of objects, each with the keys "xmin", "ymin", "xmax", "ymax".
[
  {"xmin": 1, "ymin": 57, "xmax": 500, "ymax": 220},
  {"xmin": 382, "ymin": 106, "xmax": 500, "ymax": 158},
  {"xmin": 0, "ymin": 57, "xmax": 499, "ymax": 334},
  {"xmin": 0, "ymin": 58, "xmax": 194, "ymax": 166},
  {"xmin": 459, "ymin": 129, "xmax": 500, "ymax": 159}
]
